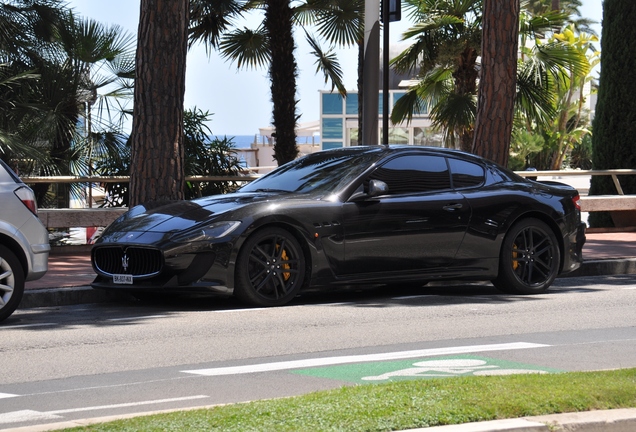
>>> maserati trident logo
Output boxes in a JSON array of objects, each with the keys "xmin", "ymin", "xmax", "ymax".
[{"xmin": 122, "ymin": 253, "xmax": 129, "ymax": 272}]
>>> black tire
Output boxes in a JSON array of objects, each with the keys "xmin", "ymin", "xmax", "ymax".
[
  {"xmin": 235, "ymin": 227, "xmax": 305, "ymax": 306},
  {"xmin": 0, "ymin": 245, "xmax": 25, "ymax": 322},
  {"xmin": 492, "ymin": 218, "xmax": 560, "ymax": 295}
]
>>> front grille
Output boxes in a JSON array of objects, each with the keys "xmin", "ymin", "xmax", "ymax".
[{"xmin": 93, "ymin": 246, "xmax": 163, "ymax": 277}]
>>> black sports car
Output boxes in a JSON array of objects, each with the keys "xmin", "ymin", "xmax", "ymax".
[{"xmin": 91, "ymin": 146, "xmax": 586, "ymax": 306}]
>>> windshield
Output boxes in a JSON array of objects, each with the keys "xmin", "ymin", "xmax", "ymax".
[{"xmin": 239, "ymin": 148, "xmax": 383, "ymax": 195}]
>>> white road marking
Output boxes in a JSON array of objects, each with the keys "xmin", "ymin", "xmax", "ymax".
[
  {"xmin": 47, "ymin": 395, "xmax": 209, "ymax": 414},
  {"xmin": 182, "ymin": 342, "xmax": 549, "ymax": 377},
  {"xmin": 0, "ymin": 393, "xmax": 19, "ymax": 399},
  {"xmin": 0, "ymin": 410, "xmax": 62, "ymax": 424},
  {"xmin": 0, "ymin": 396, "xmax": 209, "ymax": 425}
]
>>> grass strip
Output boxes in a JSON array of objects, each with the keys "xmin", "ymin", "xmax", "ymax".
[{"xmin": 65, "ymin": 368, "xmax": 636, "ymax": 431}]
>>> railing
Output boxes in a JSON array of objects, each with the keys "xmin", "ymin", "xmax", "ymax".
[
  {"xmin": 24, "ymin": 169, "xmax": 636, "ymax": 229},
  {"xmin": 516, "ymin": 169, "xmax": 636, "ymax": 213},
  {"xmin": 515, "ymin": 169, "xmax": 634, "ymax": 195}
]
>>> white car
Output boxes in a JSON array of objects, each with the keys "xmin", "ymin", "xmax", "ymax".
[{"xmin": 0, "ymin": 160, "xmax": 50, "ymax": 322}]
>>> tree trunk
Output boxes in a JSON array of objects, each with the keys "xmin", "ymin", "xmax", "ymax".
[
  {"xmin": 129, "ymin": 0, "xmax": 189, "ymax": 207},
  {"xmin": 453, "ymin": 47, "xmax": 478, "ymax": 153},
  {"xmin": 265, "ymin": 0, "xmax": 298, "ymax": 165},
  {"xmin": 472, "ymin": 0, "xmax": 519, "ymax": 167}
]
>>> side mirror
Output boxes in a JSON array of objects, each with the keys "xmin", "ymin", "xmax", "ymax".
[
  {"xmin": 349, "ymin": 179, "xmax": 389, "ymax": 201},
  {"xmin": 349, "ymin": 180, "xmax": 389, "ymax": 201},
  {"xmin": 368, "ymin": 179, "xmax": 389, "ymax": 197}
]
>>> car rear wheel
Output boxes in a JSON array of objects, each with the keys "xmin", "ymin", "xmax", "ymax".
[
  {"xmin": 492, "ymin": 218, "xmax": 560, "ymax": 295},
  {"xmin": 235, "ymin": 227, "xmax": 305, "ymax": 307},
  {"xmin": 0, "ymin": 245, "xmax": 25, "ymax": 322}
]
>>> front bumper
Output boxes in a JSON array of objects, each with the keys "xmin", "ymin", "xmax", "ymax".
[{"xmin": 91, "ymin": 243, "xmax": 236, "ymax": 295}]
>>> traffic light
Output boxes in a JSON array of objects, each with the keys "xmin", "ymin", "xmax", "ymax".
[{"xmin": 381, "ymin": 0, "xmax": 401, "ymax": 22}]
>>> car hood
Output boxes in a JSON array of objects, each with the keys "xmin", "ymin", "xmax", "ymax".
[{"xmin": 100, "ymin": 192, "xmax": 311, "ymax": 237}]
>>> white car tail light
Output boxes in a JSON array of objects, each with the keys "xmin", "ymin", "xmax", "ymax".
[{"xmin": 14, "ymin": 186, "xmax": 38, "ymax": 215}]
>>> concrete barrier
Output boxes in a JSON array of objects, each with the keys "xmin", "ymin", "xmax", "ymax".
[
  {"xmin": 39, "ymin": 208, "xmax": 127, "ymax": 228},
  {"xmin": 579, "ymin": 195, "xmax": 636, "ymax": 212}
]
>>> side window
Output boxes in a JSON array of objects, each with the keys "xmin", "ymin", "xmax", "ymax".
[
  {"xmin": 369, "ymin": 155, "xmax": 451, "ymax": 195},
  {"xmin": 448, "ymin": 158, "xmax": 485, "ymax": 189}
]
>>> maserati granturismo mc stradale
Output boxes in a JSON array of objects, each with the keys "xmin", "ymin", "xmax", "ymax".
[{"xmin": 91, "ymin": 146, "xmax": 586, "ymax": 306}]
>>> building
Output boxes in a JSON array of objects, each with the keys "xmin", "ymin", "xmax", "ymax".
[{"xmin": 319, "ymin": 89, "xmax": 443, "ymax": 149}]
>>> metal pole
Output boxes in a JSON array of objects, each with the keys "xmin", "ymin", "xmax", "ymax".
[
  {"xmin": 362, "ymin": 0, "xmax": 380, "ymax": 145},
  {"xmin": 382, "ymin": 0, "xmax": 390, "ymax": 145}
]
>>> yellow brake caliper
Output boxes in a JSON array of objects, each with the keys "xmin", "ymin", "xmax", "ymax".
[
  {"xmin": 512, "ymin": 243, "xmax": 519, "ymax": 270},
  {"xmin": 276, "ymin": 244, "xmax": 291, "ymax": 281}
]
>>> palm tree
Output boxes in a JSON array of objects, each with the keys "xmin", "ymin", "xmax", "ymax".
[
  {"xmin": 1, "ymin": 1, "xmax": 135, "ymax": 206},
  {"xmin": 519, "ymin": 24, "xmax": 598, "ymax": 170},
  {"xmin": 35, "ymin": 12, "xmax": 135, "ymax": 205},
  {"xmin": 296, "ymin": 0, "xmax": 362, "ymax": 97},
  {"xmin": 390, "ymin": 0, "xmax": 588, "ymax": 158},
  {"xmin": 189, "ymin": 0, "xmax": 299, "ymax": 165},
  {"xmin": 524, "ymin": 0, "xmax": 598, "ymax": 35},
  {"xmin": 390, "ymin": 0, "xmax": 482, "ymax": 152},
  {"xmin": 189, "ymin": 0, "xmax": 351, "ymax": 164},
  {"xmin": 0, "ymin": 0, "xmax": 64, "ymax": 171}
]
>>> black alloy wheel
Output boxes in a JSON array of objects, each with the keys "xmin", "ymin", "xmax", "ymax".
[
  {"xmin": 493, "ymin": 218, "xmax": 560, "ymax": 294},
  {"xmin": 0, "ymin": 245, "xmax": 25, "ymax": 322},
  {"xmin": 235, "ymin": 227, "xmax": 305, "ymax": 306}
]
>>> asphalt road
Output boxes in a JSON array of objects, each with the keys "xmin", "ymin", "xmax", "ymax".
[{"xmin": 1, "ymin": 274, "xmax": 636, "ymax": 430}]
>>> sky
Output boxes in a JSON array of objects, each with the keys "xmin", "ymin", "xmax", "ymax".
[{"xmin": 67, "ymin": 1, "xmax": 603, "ymax": 137}]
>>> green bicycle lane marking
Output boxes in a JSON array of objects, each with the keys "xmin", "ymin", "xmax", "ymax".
[{"xmin": 292, "ymin": 355, "xmax": 562, "ymax": 384}]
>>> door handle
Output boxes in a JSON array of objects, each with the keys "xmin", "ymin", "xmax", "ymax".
[{"xmin": 443, "ymin": 203, "xmax": 463, "ymax": 211}]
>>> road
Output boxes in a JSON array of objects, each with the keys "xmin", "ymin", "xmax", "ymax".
[{"xmin": 1, "ymin": 274, "xmax": 636, "ymax": 430}]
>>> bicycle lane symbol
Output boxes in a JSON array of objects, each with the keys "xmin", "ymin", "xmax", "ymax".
[
  {"xmin": 361, "ymin": 359, "xmax": 546, "ymax": 381},
  {"xmin": 293, "ymin": 356, "xmax": 561, "ymax": 384}
]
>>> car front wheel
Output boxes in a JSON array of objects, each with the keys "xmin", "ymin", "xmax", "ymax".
[
  {"xmin": 0, "ymin": 245, "xmax": 25, "ymax": 322},
  {"xmin": 493, "ymin": 218, "xmax": 560, "ymax": 295},
  {"xmin": 235, "ymin": 227, "xmax": 306, "ymax": 307}
]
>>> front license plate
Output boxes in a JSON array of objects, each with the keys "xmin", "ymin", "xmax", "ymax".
[{"xmin": 113, "ymin": 274, "xmax": 133, "ymax": 284}]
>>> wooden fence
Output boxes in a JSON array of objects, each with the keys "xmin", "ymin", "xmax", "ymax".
[{"xmin": 25, "ymin": 169, "xmax": 636, "ymax": 229}]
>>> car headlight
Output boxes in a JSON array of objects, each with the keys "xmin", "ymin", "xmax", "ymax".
[{"xmin": 171, "ymin": 221, "xmax": 241, "ymax": 243}]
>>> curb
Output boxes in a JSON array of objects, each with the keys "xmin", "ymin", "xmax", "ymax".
[
  {"xmin": 20, "ymin": 287, "xmax": 134, "ymax": 309},
  {"xmin": 6, "ymin": 408, "xmax": 636, "ymax": 432},
  {"xmin": 528, "ymin": 408, "xmax": 636, "ymax": 432},
  {"xmin": 402, "ymin": 408, "xmax": 636, "ymax": 432},
  {"xmin": 562, "ymin": 258, "xmax": 636, "ymax": 278}
]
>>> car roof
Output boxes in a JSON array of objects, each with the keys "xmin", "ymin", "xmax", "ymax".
[{"xmin": 316, "ymin": 145, "xmax": 489, "ymax": 164}]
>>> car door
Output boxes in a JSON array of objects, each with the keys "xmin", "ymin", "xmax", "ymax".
[{"xmin": 340, "ymin": 154, "xmax": 470, "ymax": 276}]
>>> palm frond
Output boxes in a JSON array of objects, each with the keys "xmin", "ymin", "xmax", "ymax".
[
  {"xmin": 219, "ymin": 26, "xmax": 270, "ymax": 69},
  {"xmin": 304, "ymin": 31, "xmax": 346, "ymax": 96},
  {"xmin": 515, "ymin": 60, "xmax": 557, "ymax": 129},
  {"xmin": 390, "ymin": 68, "xmax": 452, "ymax": 124}
]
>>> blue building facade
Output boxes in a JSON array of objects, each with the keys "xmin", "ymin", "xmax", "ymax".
[{"xmin": 320, "ymin": 90, "xmax": 444, "ymax": 149}]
